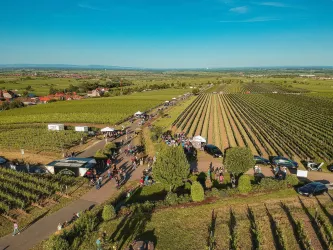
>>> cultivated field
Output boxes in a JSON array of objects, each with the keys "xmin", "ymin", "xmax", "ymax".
[
  {"xmin": 0, "ymin": 89, "xmax": 188, "ymax": 125},
  {"xmin": 60, "ymin": 189, "xmax": 333, "ymax": 250},
  {"xmin": 173, "ymin": 84, "xmax": 333, "ymax": 165},
  {"xmin": 0, "ymin": 168, "xmax": 86, "ymax": 237}
]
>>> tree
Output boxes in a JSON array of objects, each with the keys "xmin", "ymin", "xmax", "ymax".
[
  {"xmin": 191, "ymin": 181, "xmax": 204, "ymax": 202},
  {"xmin": 102, "ymin": 205, "xmax": 116, "ymax": 221},
  {"xmin": 192, "ymin": 88, "xmax": 200, "ymax": 95},
  {"xmin": 153, "ymin": 145, "xmax": 190, "ymax": 191},
  {"xmin": 224, "ymin": 147, "xmax": 255, "ymax": 176},
  {"xmin": 25, "ymin": 85, "xmax": 32, "ymax": 91},
  {"xmin": 22, "ymin": 90, "xmax": 29, "ymax": 97}
]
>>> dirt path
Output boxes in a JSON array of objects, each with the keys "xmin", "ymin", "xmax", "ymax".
[
  {"xmin": 216, "ymin": 94, "xmax": 229, "ymax": 152},
  {"xmin": 217, "ymin": 95, "xmax": 237, "ymax": 147},
  {"xmin": 220, "ymin": 94, "xmax": 245, "ymax": 147}
]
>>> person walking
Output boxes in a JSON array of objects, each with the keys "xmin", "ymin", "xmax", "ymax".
[
  {"xmin": 12, "ymin": 222, "xmax": 20, "ymax": 236},
  {"xmin": 57, "ymin": 223, "xmax": 62, "ymax": 231},
  {"xmin": 107, "ymin": 168, "xmax": 112, "ymax": 180},
  {"xmin": 96, "ymin": 237, "xmax": 103, "ymax": 250}
]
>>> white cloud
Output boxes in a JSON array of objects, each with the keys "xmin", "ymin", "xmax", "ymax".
[
  {"xmin": 78, "ymin": 3, "xmax": 106, "ymax": 11},
  {"xmin": 257, "ymin": 2, "xmax": 286, "ymax": 7},
  {"xmin": 219, "ymin": 16, "xmax": 280, "ymax": 23},
  {"xmin": 229, "ymin": 6, "xmax": 248, "ymax": 14}
]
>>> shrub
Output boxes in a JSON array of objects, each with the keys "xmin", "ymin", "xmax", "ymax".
[
  {"xmin": 165, "ymin": 192, "xmax": 179, "ymax": 205},
  {"xmin": 184, "ymin": 182, "xmax": 191, "ymax": 191},
  {"xmin": 102, "ymin": 205, "xmax": 116, "ymax": 221},
  {"xmin": 257, "ymin": 178, "xmax": 287, "ymax": 191},
  {"xmin": 94, "ymin": 149, "xmax": 108, "ymax": 159},
  {"xmin": 206, "ymin": 187, "xmax": 220, "ymax": 198},
  {"xmin": 286, "ymin": 175, "xmax": 299, "ymax": 186},
  {"xmin": 188, "ymin": 174, "xmax": 198, "ymax": 183},
  {"xmin": 177, "ymin": 194, "xmax": 191, "ymax": 203},
  {"xmin": 44, "ymin": 235, "xmax": 69, "ymax": 250},
  {"xmin": 191, "ymin": 181, "xmax": 204, "ymax": 202},
  {"xmin": 238, "ymin": 175, "xmax": 252, "ymax": 194}
]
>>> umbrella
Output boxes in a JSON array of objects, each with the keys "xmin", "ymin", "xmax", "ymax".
[
  {"xmin": 101, "ymin": 127, "xmax": 115, "ymax": 132},
  {"xmin": 192, "ymin": 135, "xmax": 206, "ymax": 143}
]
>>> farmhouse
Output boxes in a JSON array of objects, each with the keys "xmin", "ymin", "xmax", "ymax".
[
  {"xmin": 0, "ymin": 90, "xmax": 16, "ymax": 99},
  {"xmin": 87, "ymin": 88, "xmax": 109, "ymax": 97}
]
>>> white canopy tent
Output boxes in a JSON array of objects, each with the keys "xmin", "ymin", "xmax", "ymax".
[
  {"xmin": 192, "ymin": 135, "xmax": 207, "ymax": 143},
  {"xmin": 134, "ymin": 111, "xmax": 143, "ymax": 116},
  {"xmin": 101, "ymin": 127, "xmax": 115, "ymax": 132},
  {"xmin": 165, "ymin": 100, "xmax": 170, "ymax": 103},
  {"xmin": 172, "ymin": 97, "xmax": 177, "ymax": 100}
]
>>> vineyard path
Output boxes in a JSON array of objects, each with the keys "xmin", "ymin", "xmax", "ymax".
[{"xmin": 0, "ymin": 120, "xmax": 146, "ymax": 250}]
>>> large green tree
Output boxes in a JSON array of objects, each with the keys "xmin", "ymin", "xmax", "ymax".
[
  {"xmin": 224, "ymin": 147, "xmax": 255, "ymax": 176},
  {"xmin": 153, "ymin": 145, "xmax": 190, "ymax": 191}
]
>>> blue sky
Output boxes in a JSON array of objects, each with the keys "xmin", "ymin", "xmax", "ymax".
[{"xmin": 1, "ymin": 0, "xmax": 333, "ymax": 68}]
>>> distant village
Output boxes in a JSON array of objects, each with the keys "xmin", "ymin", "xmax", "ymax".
[{"xmin": 0, "ymin": 87, "xmax": 112, "ymax": 107}]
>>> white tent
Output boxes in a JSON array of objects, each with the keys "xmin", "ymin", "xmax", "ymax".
[
  {"xmin": 192, "ymin": 135, "xmax": 207, "ymax": 143},
  {"xmin": 134, "ymin": 111, "xmax": 143, "ymax": 116},
  {"xmin": 101, "ymin": 127, "xmax": 115, "ymax": 132},
  {"xmin": 165, "ymin": 100, "xmax": 170, "ymax": 103},
  {"xmin": 172, "ymin": 97, "xmax": 177, "ymax": 100}
]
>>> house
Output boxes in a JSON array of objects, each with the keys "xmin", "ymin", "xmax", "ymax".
[
  {"xmin": 39, "ymin": 96, "xmax": 52, "ymax": 103},
  {"xmin": 87, "ymin": 89, "xmax": 102, "ymax": 97},
  {"xmin": 17, "ymin": 97, "xmax": 38, "ymax": 106},
  {"xmin": 2, "ymin": 90, "xmax": 16, "ymax": 99}
]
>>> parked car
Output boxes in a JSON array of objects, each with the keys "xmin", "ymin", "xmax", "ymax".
[
  {"xmin": 328, "ymin": 164, "xmax": 333, "ymax": 172},
  {"xmin": 254, "ymin": 155, "xmax": 270, "ymax": 165},
  {"xmin": 204, "ymin": 144, "xmax": 223, "ymax": 158},
  {"xmin": 298, "ymin": 182, "xmax": 328, "ymax": 197},
  {"xmin": 271, "ymin": 156, "xmax": 298, "ymax": 168}
]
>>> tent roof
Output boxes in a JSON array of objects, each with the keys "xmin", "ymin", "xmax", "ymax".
[
  {"xmin": 192, "ymin": 135, "xmax": 206, "ymax": 143},
  {"xmin": 101, "ymin": 127, "xmax": 115, "ymax": 132},
  {"xmin": 135, "ymin": 111, "xmax": 143, "ymax": 115},
  {"xmin": 46, "ymin": 157, "xmax": 96, "ymax": 168}
]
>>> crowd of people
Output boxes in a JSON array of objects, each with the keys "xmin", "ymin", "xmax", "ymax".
[{"xmin": 161, "ymin": 131, "xmax": 196, "ymax": 156}]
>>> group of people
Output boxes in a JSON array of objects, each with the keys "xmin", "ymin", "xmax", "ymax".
[
  {"xmin": 273, "ymin": 164, "xmax": 288, "ymax": 180},
  {"xmin": 161, "ymin": 131, "xmax": 196, "ymax": 156},
  {"xmin": 64, "ymin": 151, "xmax": 76, "ymax": 158},
  {"xmin": 214, "ymin": 166, "xmax": 226, "ymax": 184},
  {"xmin": 57, "ymin": 212, "xmax": 80, "ymax": 231}
]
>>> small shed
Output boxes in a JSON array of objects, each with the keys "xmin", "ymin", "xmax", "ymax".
[
  {"xmin": 48, "ymin": 124, "xmax": 65, "ymax": 131},
  {"xmin": 75, "ymin": 126, "xmax": 88, "ymax": 132}
]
